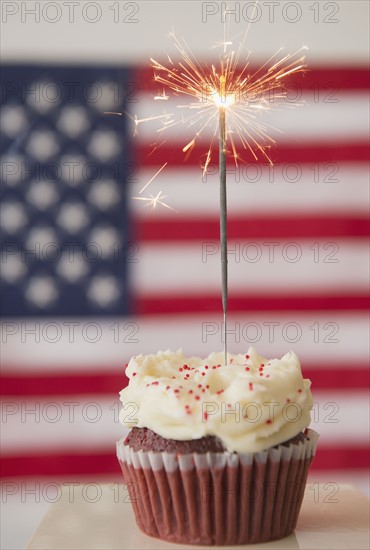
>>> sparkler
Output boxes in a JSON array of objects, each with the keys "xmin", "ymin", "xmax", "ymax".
[
  {"xmin": 150, "ymin": 32, "xmax": 306, "ymax": 364},
  {"xmin": 107, "ymin": 12, "xmax": 307, "ymax": 363}
]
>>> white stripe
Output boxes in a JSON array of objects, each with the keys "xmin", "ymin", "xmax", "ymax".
[
  {"xmin": 0, "ymin": 397, "xmax": 126, "ymax": 452},
  {"xmin": 131, "ymin": 164, "xmax": 370, "ymax": 217},
  {"xmin": 132, "ymin": 93, "xmax": 369, "ymax": 142},
  {"xmin": 312, "ymin": 391, "xmax": 370, "ymax": 444},
  {"xmin": 1, "ymin": 392, "xmax": 368, "ymax": 453},
  {"xmin": 131, "ymin": 239, "xmax": 369, "ymax": 294},
  {"xmin": 1, "ymin": 1, "xmax": 368, "ymax": 63},
  {"xmin": 1, "ymin": 313, "xmax": 368, "ymax": 369}
]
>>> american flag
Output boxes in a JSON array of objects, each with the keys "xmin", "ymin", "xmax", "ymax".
[{"xmin": 1, "ymin": 59, "xmax": 369, "ymax": 489}]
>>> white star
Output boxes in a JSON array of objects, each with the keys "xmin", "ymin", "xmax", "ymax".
[
  {"xmin": 26, "ymin": 227, "xmax": 58, "ymax": 252},
  {"xmin": 60, "ymin": 154, "xmax": 87, "ymax": 186},
  {"xmin": 0, "ymin": 202, "xmax": 28, "ymax": 233},
  {"xmin": 1, "ymin": 253, "xmax": 27, "ymax": 283},
  {"xmin": 56, "ymin": 251, "xmax": 89, "ymax": 283},
  {"xmin": 88, "ymin": 130, "xmax": 121, "ymax": 161},
  {"xmin": 1, "ymin": 154, "xmax": 26, "ymax": 187},
  {"xmin": 26, "ymin": 130, "xmax": 59, "ymax": 161},
  {"xmin": 87, "ymin": 275, "xmax": 120, "ymax": 308},
  {"xmin": 25, "ymin": 276, "xmax": 59, "ymax": 308},
  {"xmin": 88, "ymin": 180, "xmax": 120, "ymax": 210},
  {"xmin": 90, "ymin": 82, "xmax": 120, "ymax": 111},
  {"xmin": 57, "ymin": 203, "xmax": 90, "ymax": 233},
  {"xmin": 88, "ymin": 227, "xmax": 120, "ymax": 258},
  {"xmin": 0, "ymin": 105, "xmax": 28, "ymax": 138},
  {"xmin": 27, "ymin": 180, "xmax": 59, "ymax": 210},
  {"xmin": 57, "ymin": 106, "xmax": 90, "ymax": 138},
  {"xmin": 26, "ymin": 80, "xmax": 60, "ymax": 113}
]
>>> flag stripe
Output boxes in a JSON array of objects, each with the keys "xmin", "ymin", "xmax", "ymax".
[
  {"xmin": 134, "ymin": 93, "xmax": 369, "ymax": 143},
  {"xmin": 136, "ymin": 143, "xmax": 370, "ymax": 166},
  {"xmin": 135, "ymin": 217, "xmax": 370, "ymax": 241},
  {"xmin": 1, "ymin": 366, "xmax": 368, "ymax": 396},
  {"xmin": 132, "ymin": 164, "xmax": 370, "ymax": 217},
  {"xmin": 136, "ymin": 66, "xmax": 370, "ymax": 92},
  {"xmin": 135, "ymin": 294, "xmax": 369, "ymax": 315},
  {"xmin": 1, "ymin": 446, "xmax": 369, "ymax": 477},
  {"xmin": 2, "ymin": 392, "xmax": 368, "ymax": 451},
  {"xmin": 2, "ymin": 313, "xmax": 368, "ymax": 367},
  {"xmin": 132, "ymin": 240, "xmax": 369, "ymax": 295}
]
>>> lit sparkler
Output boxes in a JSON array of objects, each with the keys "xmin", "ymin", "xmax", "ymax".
[
  {"xmin": 150, "ymin": 32, "xmax": 306, "ymax": 364},
  {"xmin": 107, "ymin": 14, "xmax": 307, "ymax": 363}
]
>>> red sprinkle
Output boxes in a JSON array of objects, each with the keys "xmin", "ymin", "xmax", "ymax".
[
  {"xmin": 206, "ymin": 385, "xmax": 210, "ymax": 389},
  {"xmin": 174, "ymin": 389, "xmax": 180, "ymax": 393},
  {"xmin": 188, "ymin": 390, "xmax": 193, "ymax": 394},
  {"xmin": 245, "ymin": 355, "xmax": 250, "ymax": 359},
  {"xmin": 260, "ymin": 363, "xmax": 265, "ymax": 368},
  {"xmin": 195, "ymin": 395, "xmax": 200, "ymax": 400},
  {"xmin": 249, "ymin": 383, "xmax": 254, "ymax": 391},
  {"xmin": 266, "ymin": 419, "xmax": 272, "ymax": 425},
  {"xmin": 179, "ymin": 368, "xmax": 183, "ymax": 372},
  {"xmin": 203, "ymin": 412, "xmax": 208, "ymax": 421},
  {"xmin": 212, "ymin": 366, "xmax": 217, "ymax": 370},
  {"xmin": 201, "ymin": 372, "xmax": 206, "ymax": 376},
  {"xmin": 216, "ymin": 389, "xmax": 224, "ymax": 395},
  {"xmin": 132, "ymin": 372, "xmax": 137, "ymax": 377},
  {"xmin": 298, "ymin": 389, "xmax": 302, "ymax": 393},
  {"xmin": 245, "ymin": 367, "xmax": 250, "ymax": 371},
  {"xmin": 204, "ymin": 365, "xmax": 209, "ymax": 369},
  {"xmin": 260, "ymin": 373, "xmax": 264, "ymax": 377},
  {"xmin": 166, "ymin": 385, "xmax": 170, "ymax": 390},
  {"xmin": 198, "ymin": 384, "xmax": 202, "ymax": 388}
]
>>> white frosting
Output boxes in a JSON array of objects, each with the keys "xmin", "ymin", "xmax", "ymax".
[{"xmin": 119, "ymin": 347, "xmax": 313, "ymax": 453}]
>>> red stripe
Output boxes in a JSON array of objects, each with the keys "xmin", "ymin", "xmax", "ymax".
[
  {"xmin": 1, "ymin": 445, "xmax": 368, "ymax": 477},
  {"xmin": 136, "ymin": 66, "xmax": 370, "ymax": 92},
  {"xmin": 136, "ymin": 216, "xmax": 370, "ymax": 242},
  {"xmin": 0, "ymin": 371, "xmax": 129, "ymax": 397},
  {"xmin": 1, "ymin": 366, "xmax": 368, "ymax": 396},
  {"xmin": 136, "ymin": 143, "xmax": 370, "ymax": 166},
  {"xmin": 136, "ymin": 294, "xmax": 369, "ymax": 315}
]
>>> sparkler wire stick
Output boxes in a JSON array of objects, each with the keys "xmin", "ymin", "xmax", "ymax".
[{"xmin": 219, "ymin": 104, "xmax": 228, "ymax": 366}]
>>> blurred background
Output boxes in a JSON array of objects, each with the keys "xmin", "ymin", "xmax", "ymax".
[{"xmin": 1, "ymin": 1, "xmax": 369, "ymax": 548}]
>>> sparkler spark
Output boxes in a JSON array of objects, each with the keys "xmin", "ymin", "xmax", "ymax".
[
  {"xmin": 132, "ymin": 163, "xmax": 175, "ymax": 212},
  {"xmin": 132, "ymin": 190, "xmax": 175, "ymax": 211},
  {"xmin": 151, "ymin": 33, "xmax": 307, "ymax": 169}
]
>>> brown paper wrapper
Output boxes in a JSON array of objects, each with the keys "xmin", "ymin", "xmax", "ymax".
[{"xmin": 116, "ymin": 429, "xmax": 319, "ymax": 546}]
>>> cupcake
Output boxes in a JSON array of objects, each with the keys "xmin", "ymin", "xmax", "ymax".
[{"xmin": 116, "ymin": 347, "xmax": 319, "ymax": 545}]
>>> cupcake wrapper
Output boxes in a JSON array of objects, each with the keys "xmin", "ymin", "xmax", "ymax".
[{"xmin": 117, "ymin": 429, "xmax": 319, "ymax": 546}]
